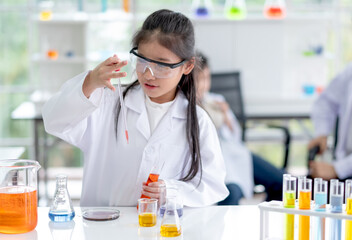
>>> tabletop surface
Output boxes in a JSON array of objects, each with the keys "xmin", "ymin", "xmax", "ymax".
[{"xmin": 0, "ymin": 206, "xmax": 260, "ymax": 240}]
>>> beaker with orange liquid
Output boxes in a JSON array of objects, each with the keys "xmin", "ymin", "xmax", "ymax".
[{"xmin": 0, "ymin": 160, "xmax": 41, "ymax": 234}]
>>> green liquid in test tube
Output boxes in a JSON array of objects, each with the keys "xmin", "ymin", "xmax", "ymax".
[{"xmin": 283, "ymin": 175, "xmax": 296, "ymax": 240}]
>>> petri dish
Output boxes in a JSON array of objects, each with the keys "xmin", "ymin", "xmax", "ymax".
[{"xmin": 82, "ymin": 208, "xmax": 120, "ymax": 221}]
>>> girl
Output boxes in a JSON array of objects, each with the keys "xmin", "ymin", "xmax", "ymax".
[{"xmin": 42, "ymin": 9, "xmax": 228, "ymax": 207}]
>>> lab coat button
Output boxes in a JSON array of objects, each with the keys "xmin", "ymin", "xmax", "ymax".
[{"xmin": 145, "ymin": 146, "xmax": 154, "ymax": 154}]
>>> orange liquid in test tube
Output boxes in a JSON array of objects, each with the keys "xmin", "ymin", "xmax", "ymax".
[
  {"xmin": 141, "ymin": 173, "xmax": 159, "ymax": 199},
  {"xmin": 0, "ymin": 187, "xmax": 37, "ymax": 234},
  {"xmin": 299, "ymin": 190, "xmax": 311, "ymax": 240}
]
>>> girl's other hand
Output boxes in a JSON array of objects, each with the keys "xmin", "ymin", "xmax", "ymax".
[
  {"xmin": 83, "ymin": 55, "xmax": 128, "ymax": 98},
  {"xmin": 141, "ymin": 180, "xmax": 166, "ymax": 203},
  {"xmin": 308, "ymin": 135, "xmax": 328, "ymax": 154}
]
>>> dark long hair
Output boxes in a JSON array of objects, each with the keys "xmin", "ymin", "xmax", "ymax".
[{"xmin": 115, "ymin": 9, "xmax": 202, "ymax": 184}]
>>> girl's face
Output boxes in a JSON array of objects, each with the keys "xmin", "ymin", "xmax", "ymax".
[{"xmin": 136, "ymin": 41, "xmax": 194, "ymax": 104}]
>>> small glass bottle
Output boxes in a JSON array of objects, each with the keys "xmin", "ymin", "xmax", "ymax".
[
  {"xmin": 49, "ymin": 175, "xmax": 75, "ymax": 222},
  {"xmin": 263, "ymin": 0, "xmax": 286, "ymax": 19},
  {"xmin": 192, "ymin": 0, "xmax": 212, "ymax": 18},
  {"xmin": 160, "ymin": 197, "xmax": 181, "ymax": 237},
  {"xmin": 224, "ymin": 0, "xmax": 247, "ymax": 20}
]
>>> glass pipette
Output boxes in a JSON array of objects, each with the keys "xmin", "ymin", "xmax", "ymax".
[{"xmin": 117, "ymin": 78, "xmax": 129, "ymax": 144}]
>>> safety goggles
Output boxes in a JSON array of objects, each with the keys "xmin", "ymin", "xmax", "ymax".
[{"xmin": 129, "ymin": 47, "xmax": 186, "ymax": 79}]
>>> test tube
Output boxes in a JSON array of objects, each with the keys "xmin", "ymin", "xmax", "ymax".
[
  {"xmin": 330, "ymin": 179, "xmax": 344, "ymax": 240},
  {"xmin": 283, "ymin": 175, "xmax": 296, "ymax": 240},
  {"xmin": 345, "ymin": 179, "xmax": 352, "ymax": 240},
  {"xmin": 313, "ymin": 178, "xmax": 327, "ymax": 240},
  {"xmin": 299, "ymin": 176, "xmax": 312, "ymax": 240}
]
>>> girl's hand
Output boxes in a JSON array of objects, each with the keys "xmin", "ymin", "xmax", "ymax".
[
  {"xmin": 83, "ymin": 55, "xmax": 128, "ymax": 98},
  {"xmin": 141, "ymin": 180, "xmax": 166, "ymax": 203}
]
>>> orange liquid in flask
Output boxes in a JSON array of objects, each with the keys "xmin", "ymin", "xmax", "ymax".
[
  {"xmin": 265, "ymin": 7, "xmax": 285, "ymax": 18},
  {"xmin": 0, "ymin": 186, "xmax": 37, "ymax": 234}
]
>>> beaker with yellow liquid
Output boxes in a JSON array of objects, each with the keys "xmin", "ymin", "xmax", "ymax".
[
  {"xmin": 138, "ymin": 198, "xmax": 157, "ymax": 227},
  {"xmin": 160, "ymin": 196, "xmax": 181, "ymax": 237},
  {"xmin": 0, "ymin": 159, "xmax": 41, "ymax": 234}
]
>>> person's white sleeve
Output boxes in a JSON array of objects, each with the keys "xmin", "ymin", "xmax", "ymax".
[
  {"xmin": 311, "ymin": 64, "xmax": 352, "ymax": 137},
  {"xmin": 218, "ymin": 109, "xmax": 242, "ymax": 142},
  {"xmin": 163, "ymin": 110, "xmax": 229, "ymax": 207},
  {"xmin": 42, "ymin": 71, "xmax": 104, "ymax": 149},
  {"xmin": 333, "ymin": 154, "xmax": 352, "ymax": 179}
]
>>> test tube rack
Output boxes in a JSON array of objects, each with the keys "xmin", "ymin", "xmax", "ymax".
[{"xmin": 258, "ymin": 201, "xmax": 352, "ymax": 240}]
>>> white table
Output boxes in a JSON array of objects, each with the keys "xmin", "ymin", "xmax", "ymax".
[{"xmin": 0, "ymin": 206, "xmax": 260, "ymax": 240}]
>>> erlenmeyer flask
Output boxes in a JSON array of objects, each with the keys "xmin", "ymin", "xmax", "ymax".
[
  {"xmin": 263, "ymin": 0, "xmax": 286, "ymax": 19},
  {"xmin": 160, "ymin": 197, "xmax": 181, "ymax": 237},
  {"xmin": 192, "ymin": 0, "xmax": 212, "ymax": 17},
  {"xmin": 224, "ymin": 0, "xmax": 247, "ymax": 20},
  {"xmin": 49, "ymin": 175, "xmax": 75, "ymax": 222}
]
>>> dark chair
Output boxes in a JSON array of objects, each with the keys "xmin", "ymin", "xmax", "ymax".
[{"xmin": 210, "ymin": 72, "xmax": 291, "ymax": 169}]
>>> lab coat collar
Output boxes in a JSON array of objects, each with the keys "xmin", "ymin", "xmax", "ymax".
[
  {"xmin": 124, "ymin": 85, "xmax": 188, "ymax": 120},
  {"xmin": 124, "ymin": 85, "xmax": 188, "ymax": 141}
]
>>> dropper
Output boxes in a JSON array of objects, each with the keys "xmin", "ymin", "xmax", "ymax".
[{"xmin": 117, "ymin": 78, "xmax": 129, "ymax": 144}]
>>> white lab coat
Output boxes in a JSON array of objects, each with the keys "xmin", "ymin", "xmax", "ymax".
[
  {"xmin": 203, "ymin": 93, "xmax": 253, "ymax": 199},
  {"xmin": 42, "ymin": 71, "xmax": 229, "ymax": 207},
  {"xmin": 311, "ymin": 63, "xmax": 352, "ymax": 179}
]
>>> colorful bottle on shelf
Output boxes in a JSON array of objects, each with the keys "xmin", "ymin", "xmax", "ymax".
[
  {"xmin": 298, "ymin": 176, "xmax": 311, "ymax": 240},
  {"xmin": 123, "ymin": 0, "xmax": 129, "ymax": 13},
  {"xmin": 224, "ymin": 0, "xmax": 247, "ymax": 20},
  {"xmin": 263, "ymin": 0, "xmax": 286, "ymax": 19},
  {"xmin": 283, "ymin": 174, "xmax": 296, "ymax": 240},
  {"xmin": 192, "ymin": 0, "xmax": 212, "ymax": 17},
  {"xmin": 39, "ymin": 1, "xmax": 54, "ymax": 21}
]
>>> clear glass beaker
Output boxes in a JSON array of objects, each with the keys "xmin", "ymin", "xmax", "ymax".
[
  {"xmin": 160, "ymin": 196, "xmax": 181, "ymax": 237},
  {"xmin": 224, "ymin": 0, "xmax": 247, "ymax": 20},
  {"xmin": 0, "ymin": 159, "xmax": 41, "ymax": 234},
  {"xmin": 263, "ymin": 0, "xmax": 286, "ymax": 19}
]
